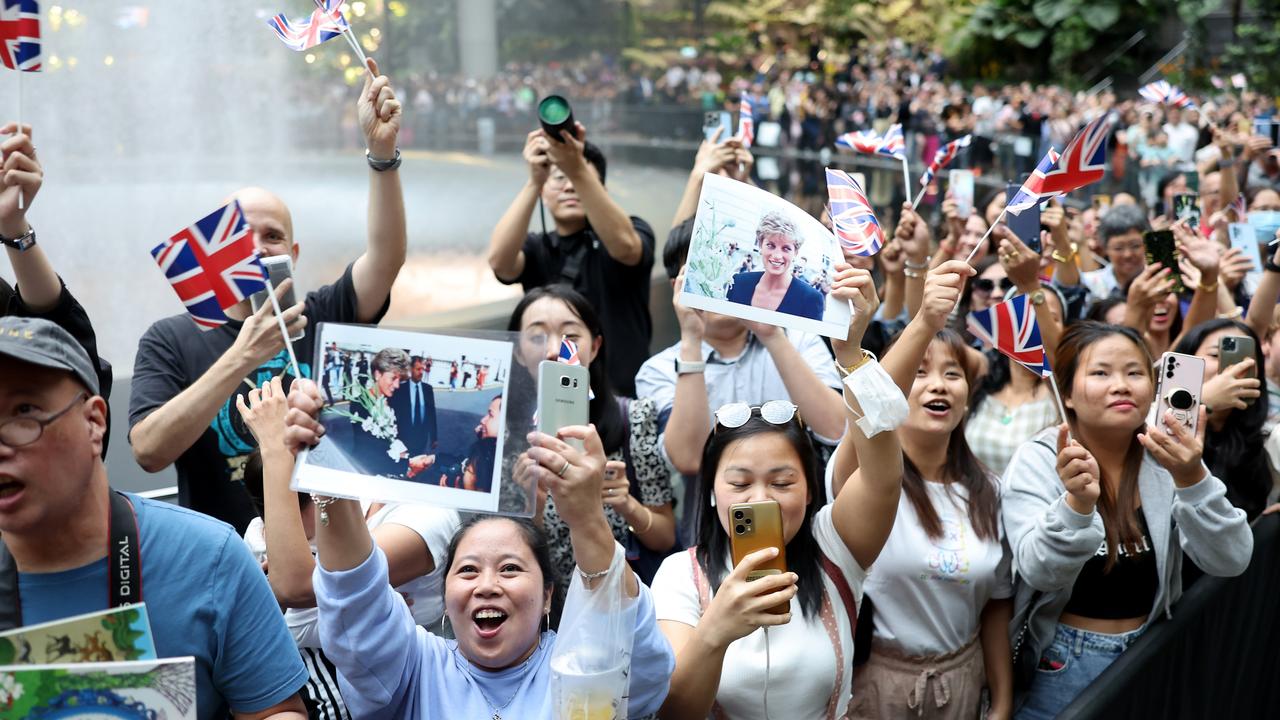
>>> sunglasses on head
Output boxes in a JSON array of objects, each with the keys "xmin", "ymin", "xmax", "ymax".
[
  {"xmin": 971, "ymin": 277, "xmax": 1015, "ymax": 294},
  {"xmin": 714, "ymin": 400, "xmax": 800, "ymax": 431}
]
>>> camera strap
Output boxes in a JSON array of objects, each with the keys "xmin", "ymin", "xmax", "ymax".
[{"xmin": 0, "ymin": 490, "xmax": 142, "ymax": 631}]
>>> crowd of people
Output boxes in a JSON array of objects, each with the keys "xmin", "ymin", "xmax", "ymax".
[{"xmin": 1, "ymin": 35, "xmax": 1278, "ymax": 720}]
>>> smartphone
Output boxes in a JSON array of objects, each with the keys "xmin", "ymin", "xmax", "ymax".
[
  {"xmin": 1228, "ymin": 222, "xmax": 1263, "ymax": 287},
  {"xmin": 1253, "ymin": 117, "xmax": 1271, "ymax": 140},
  {"xmin": 249, "ymin": 255, "xmax": 304, "ymax": 341},
  {"xmin": 728, "ymin": 500, "xmax": 789, "ymax": 615},
  {"xmin": 1006, "ymin": 183, "xmax": 1042, "ymax": 254},
  {"xmin": 536, "ymin": 360, "xmax": 590, "ymax": 451},
  {"xmin": 1153, "ymin": 352, "xmax": 1205, "ymax": 436},
  {"xmin": 1219, "ymin": 334, "xmax": 1257, "ymax": 389},
  {"xmin": 1173, "ymin": 193, "xmax": 1201, "ymax": 233},
  {"xmin": 1143, "ymin": 229, "xmax": 1184, "ymax": 294},
  {"xmin": 1182, "ymin": 171, "xmax": 1199, "ymax": 194},
  {"xmin": 1091, "ymin": 193, "xmax": 1111, "ymax": 215},
  {"xmin": 703, "ymin": 111, "xmax": 732, "ymax": 142},
  {"xmin": 950, "ymin": 169, "xmax": 974, "ymax": 219}
]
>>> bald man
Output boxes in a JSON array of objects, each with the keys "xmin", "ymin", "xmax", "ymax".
[{"xmin": 129, "ymin": 61, "xmax": 407, "ymax": 533}]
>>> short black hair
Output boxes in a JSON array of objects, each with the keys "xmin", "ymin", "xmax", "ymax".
[
  {"xmin": 582, "ymin": 141, "xmax": 607, "ymax": 185},
  {"xmin": 663, "ymin": 218, "xmax": 695, "ymax": 279}
]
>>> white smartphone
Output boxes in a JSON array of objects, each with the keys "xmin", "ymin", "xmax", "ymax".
[
  {"xmin": 536, "ymin": 360, "xmax": 589, "ymax": 451},
  {"xmin": 250, "ymin": 255, "xmax": 303, "ymax": 341},
  {"xmin": 1229, "ymin": 222, "xmax": 1263, "ymax": 289},
  {"xmin": 950, "ymin": 169, "xmax": 975, "ymax": 219},
  {"xmin": 1153, "ymin": 352, "xmax": 1205, "ymax": 437}
]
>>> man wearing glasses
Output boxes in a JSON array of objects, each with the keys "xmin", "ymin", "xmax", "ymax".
[
  {"xmin": 487, "ymin": 122, "xmax": 654, "ymax": 397},
  {"xmin": 0, "ymin": 317, "xmax": 309, "ymax": 720}
]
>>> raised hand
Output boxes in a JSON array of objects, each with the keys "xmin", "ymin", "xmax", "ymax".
[
  {"xmin": 0, "ymin": 123, "xmax": 40, "ymax": 236},
  {"xmin": 1202, "ymin": 358, "xmax": 1261, "ymax": 414},
  {"xmin": 995, "ymin": 225, "xmax": 1041, "ymax": 293},
  {"xmin": 522, "ymin": 130, "xmax": 552, "ymax": 188},
  {"xmin": 1218, "ymin": 246, "xmax": 1255, "ymax": 291},
  {"xmin": 358, "ymin": 58, "xmax": 402, "ymax": 159},
  {"xmin": 920, "ymin": 260, "xmax": 974, "ymax": 331},
  {"xmin": 1139, "ymin": 408, "xmax": 1209, "ymax": 488},
  {"xmin": 543, "ymin": 121, "xmax": 590, "ymax": 181},
  {"xmin": 829, "ymin": 263, "xmax": 878, "ymax": 363},
  {"xmin": 699, "ymin": 547, "xmax": 798, "ymax": 649},
  {"xmin": 1056, "ymin": 424, "xmax": 1100, "ymax": 515},
  {"xmin": 1125, "ymin": 264, "xmax": 1176, "ymax": 318},
  {"xmin": 673, "ymin": 266, "xmax": 705, "ymax": 341},
  {"xmin": 284, "ymin": 377, "xmax": 327, "ymax": 455},
  {"xmin": 526, "ymin": 425, "xmax": 608, "ymax": 532},
  {"xmin": 235, "ymin": 375, "xmax": 290, "ymax": 453},
  {"xmin": 231, "ymin": 280, "xmax": 307, "ymax": 369}
]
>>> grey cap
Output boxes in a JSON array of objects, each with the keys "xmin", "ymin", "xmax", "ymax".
[{"xmin": 0, "ymin": 316, "xmax": 99, "ymax": 395}]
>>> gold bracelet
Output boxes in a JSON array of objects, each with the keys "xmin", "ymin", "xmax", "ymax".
[
  {"xmin": 1051, "ymin": 242, "xmax": 1079, "ymax": 264},
  {"xmin": 1197, "ymin": 278, "xmax": 1219, "ymax": 293},
  {"xmin": 628, "ymin": 505, "xmax": 655, "ymax": 534},
  {"xmin": 835, "ymin": 349, "xmax": 875, "ymax": 378}
]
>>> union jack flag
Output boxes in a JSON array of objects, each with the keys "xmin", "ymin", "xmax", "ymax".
[
  {"xmin": 967, "ymin": 294, "xmax": 1051, "ymax": 378},
  {"xmin": 558, "ymin": 338, "xmax": 580, "ymax": 366},
  {"xmin": 836, "ymin": 123, "xmax": 905, "ymax": 160},
  {"xmin": 151, "ymin": 201, "xmax": 268, "ymax": 331},
  {"xmin": 826, "ymin": 168, "xmax": 884, "ymax": 256},
  {"xmin": 0, "ymin": 0, "xmax": 41, "ymax": 72},
  {"xmin": 737, "ymin": 95, "xmax": 754, "ymax": 148},
  {"xmin": 1007, "ymin": 114, "xmax": 1111, "ymax": 215},
  {"xmin": 919, "ymin": 134, "xmax": 971, "ymax": 187},
  {"xmin": 267, "ymin": 0, "xmax": 348, "ymax": 52},
  {"xmin": 1138, "ymin": 80, "xmax": 1197, "ymax": 110}
]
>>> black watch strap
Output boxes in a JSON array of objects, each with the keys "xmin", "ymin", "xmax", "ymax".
[
  {"xmin": 366, "ymin": 148, "xmax": 402, "ymax": 172},
  {"xmin": 1265, "ymin": 257, "xmax": 1280, "ymax": 274},
  {"xmin": 0, "ymin": 226, "xmax": 35, "ymax": 252}
]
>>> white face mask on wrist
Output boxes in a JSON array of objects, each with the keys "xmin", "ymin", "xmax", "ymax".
[{"xmin": 842, "ymin": 359, "xmax": 909, "ymax": 437}]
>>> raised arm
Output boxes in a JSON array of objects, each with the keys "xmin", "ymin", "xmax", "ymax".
[
  {"xmin": 0, "ymin": 123, "xmax": 58, "ymax": 311},
  {"xmin": 827, "ymin": 265, "xmax": 878, "ymax": 495},
  {"xmin": 750, "ymin": 321, "xmax": 845, "ymax": 442},
  {"xmin": 488, "ymin": 130, "xmax": 549, "ymax": 281},
  {"xmin": 883, "ymin": 260, "xmax": 973, "ymax": 396},
  {"xmin": 129, "ymin": 284, "xmax": 305, "ymax": 472},
  {"xmin": 1173, "ymin": 220, "xmax": 1222, "ymax": 347},
  {"xmin": 1246, "ymin": 233, "xmax": 1280, "ymax": 339},
  {"xmin": 663, "ymin": 267, "xmax": 713, "ymax": 476},
  {"xmin": 350, "ymin": 59, "xmax": 407, "ymax": 324},
  {"xmin": 546, "ymin": 123, "xmax": 643, "ymax": 266},
  {"xmin": 996, "ymin": 226, "xmax": 1062, "ymax": 367},
  {"xmin": 672, "ymin": 130, "xmax": 748, "ymax": 227}
]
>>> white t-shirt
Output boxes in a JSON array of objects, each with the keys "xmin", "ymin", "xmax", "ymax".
[
  {"xmin": 863, "ymin": 481, "xmax": 1012, "ymax": 656},
  {"xmin": 651, "ymin": 505, "xmax": 866, "ymax": 720},
  {"xmin": 364, "ymin": 502, "xmax": 460, "ymax": 629}
]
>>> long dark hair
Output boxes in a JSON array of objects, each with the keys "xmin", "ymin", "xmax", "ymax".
[
  {"xmin": 1173, "ymin": 319, "xmax": 1270, "ymax": 518},
  {"xmin": 1055, "ymin": 322, "xmax": 1151, "ymax": 570},
  {"xmin": 443, "ymin": 515, "xmax": 565, "ymax": 628},
  {"xmin": 694, "ymin": 416, "xmax": 825, "ymax": 619},
  {"xmin": 507, "ymin": 284, "xmax": 625, "ymax": 455},
  {"xmin": 904, "ymin": 330, "xmax": 999, "ymax": 542}
]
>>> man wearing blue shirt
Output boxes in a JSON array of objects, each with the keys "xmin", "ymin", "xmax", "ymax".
[{"xmin": 0, "ymin": 317, "xmax": 308, "ymax": 720}]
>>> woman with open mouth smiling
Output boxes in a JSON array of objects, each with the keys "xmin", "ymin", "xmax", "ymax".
[
  {"xmin": 1002, "ymin": 322, "xmax": 1252, "ymax": 718},
  {"xmin": 280, "ymin": 378, "xmax": 675, "ymax": 720}
]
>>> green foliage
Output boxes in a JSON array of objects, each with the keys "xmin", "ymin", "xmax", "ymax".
[{"xmin": 1214, "ymin": 1, "xmax": 1280, "ymax": 95}]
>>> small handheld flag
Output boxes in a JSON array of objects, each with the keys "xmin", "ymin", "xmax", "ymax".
[
  {"xmin": 967, "ymin": 294, "xmax": 1051, "ymax": 378},
  {"xmin": 826, "ymin": 168, "xmax": 884, "ymax": 257},
  {"xmin": 836, "ymin": 123, "xmax": 905, "ymax": 160},
  {"xmin": 1006, "ymin": 149, "xmax": 1061, "ymax": 217},
  {"xmin": 0, "ymin": 0, "xmax": 41, "ymax": 72},
  {"xmin": 267, "ymin": 0, "xmax": 349, "ymax": 52},
  {"xmin": 1006, "ymin": 112, "xmax": 1112, "ymax": 217},
  {"xmin": 557, "ymin": 338, "xmax": 594, "ymax": 399},
  {"xmin": 151, "ymin": 201, "xmax": 267, "ymax": 331},
  {"xmin": 920, "ymin": 135, "xmax": 971, "ymax": 188},
  {"xmin": 1138, "ymin": 80, "xmax": 1197, "ymax": 110},
  {"xmin": 738, "ymin": 95, "xmax": 754, "ymax": 148}
]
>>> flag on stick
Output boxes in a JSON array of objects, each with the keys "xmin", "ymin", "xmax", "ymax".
[
  {"xmin": 0, "ymin": 0, "xmax": 40, "ymax": 71},
  {"xmin": 1138, "ymin": 80, "xmax": 1197, "ymax": 110},
  {"xmin": 737, "ymin": 95, "xmax": 754, "ymax": 148},
  {"xmin": 1006, "ymin": 113, "xmax": 1111, "ymax": 216},
  {"xmin": 826, "ymin": 168, "xmax": 884, "ymax": 257},
  {"xmin": 151, "ymin": 201, "xmax": 267, "ymax": 331},
  {"xmin": 919, "ymin": 135, "xmax": 971, "ymax": 188},
  {"xmin": 267, "ymin": 0, "xmax": 349, "ymax": 51},
  {"xmin": 836, "ymin": 123, "xmax": 905, "ymax": 160},
  {"xmin": 967, "ymin": 294, "xmax": 1051, "ymax": 378}
]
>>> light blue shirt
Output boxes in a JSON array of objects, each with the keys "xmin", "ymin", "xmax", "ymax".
[
  {"xmin": 18, "ymin": 495, "xmax": 307, "ymax": 719},
  {"xmin": 315, "ymin": 546, "xmax": 674, "ymax": 719}
]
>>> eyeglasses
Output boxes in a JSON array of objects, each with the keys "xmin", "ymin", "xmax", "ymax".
[
  {"xmin": 1107, "ymin": 242, "xmax": 1145, "ymax": 255},
  {"xmin": 971, "ymin": 278, "xmax": 1014, "ymax": 294},
  {"xmin": 0, "ymin": 392, "xmax": 88, "ymax": 448},
  {"xmin": 714, "ymin": 401, "xmax": 799, "ymax": 430}
]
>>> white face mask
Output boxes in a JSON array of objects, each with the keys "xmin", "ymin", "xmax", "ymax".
[{"xmin": 843, "ymin": 358, "xmax": 909, "ymax": 437}]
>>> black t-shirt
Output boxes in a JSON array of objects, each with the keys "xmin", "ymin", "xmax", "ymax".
[
  {"xmin": 499, "ymin": 217, "xmax": 655, "ymax": 397},
  {"xmin": 1063, "ymin": 512, "xmax": 1159, "ymax": 620},
  {"xmin": 129, "ymin": 263, "xmax": 387, "ymax": 534}
]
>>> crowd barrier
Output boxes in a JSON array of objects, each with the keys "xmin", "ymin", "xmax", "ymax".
[{"xmin": 1061, "ymin": 513, "xmax": 1280, "ymax": 719}]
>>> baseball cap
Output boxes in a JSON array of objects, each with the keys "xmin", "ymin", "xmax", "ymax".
[{"xmin": 0, "ymin": 316, "xmax": 99, "ymax": 395}]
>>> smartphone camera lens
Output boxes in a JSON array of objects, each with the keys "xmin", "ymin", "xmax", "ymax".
[
  {"xmin": 560, "ymin": 376, "xmax": 570, "ymax": 387},
  {"xmin": 733, "ymin": 510, "xmax": 744, "ymax": 520},
  {"xmin": 745, "ymin": 518, "xmax": 752, "ymax": 525},
  {"xmin": 1224, "ymin": 338, "xmax": 1236, "ymax": 351},
  {"xmin": 735, "ymin": 524, "xmax": 746, "ymax": 535}
]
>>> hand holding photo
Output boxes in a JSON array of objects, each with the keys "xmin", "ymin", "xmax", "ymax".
[{"xmin": 681, "ymin": 174, "xmax": 853, "ymax": 338}]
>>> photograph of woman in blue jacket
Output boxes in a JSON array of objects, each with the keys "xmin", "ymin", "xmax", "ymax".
[{"xmin": 726, "ymin": 211, "xmax": 825, "ymax": 321}]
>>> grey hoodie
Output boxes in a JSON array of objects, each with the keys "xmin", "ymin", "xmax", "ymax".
[{"xmin": 1001, "ymin": 428, "xmax": 1252, "ymax": 675}]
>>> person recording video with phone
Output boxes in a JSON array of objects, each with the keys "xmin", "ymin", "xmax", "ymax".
[{"xmin": 487, "ymin": 110, "xmax": 654, "ymax": 396}]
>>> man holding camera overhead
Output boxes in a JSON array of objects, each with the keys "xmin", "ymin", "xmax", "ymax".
[{"xmin": 487, "ymin": 106, "xmax": 654, "ymax": 397}]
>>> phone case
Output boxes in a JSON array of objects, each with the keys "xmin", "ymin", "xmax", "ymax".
[
  {"xmin": 536, "ymin": 361, "xmax": 590, "ymax": 450},
  {"xmin": 950, "ymin": 170, "xmax": 974, "ymax": 218},
  {"xmin": 703, "ymin": 111, "xmax": 732, "ymax": 142},
  {"xmin": 1154, "ymin": 352, "xmax": 1205, "ymax": 436},
  {"xmin": 1173, "ymin": 194, "xmax": 1201, "ymax": 232},
  {"xmin": 1143, "ymin": 230, "xmax": 1185, "ymax": 294},
  {"xmin": 1219, "ymin": 335, "xmax": 1257, "ymax": 382},
  {"xmin": 728, "ymin": 501, "xmax": 789, "ymax": 615},
  {"xmin": 250, "ymin": 256, "xmax": 304, "ymax": 340}
]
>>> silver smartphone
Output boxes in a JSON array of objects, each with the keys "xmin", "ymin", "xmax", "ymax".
[
  {"xmin": 950, "ymin": 169, "xmax": 975, "ymax": 219},
  {"xmin": 703, "ymin": 111, "xmax": 732, "ymax": 142},
  {"xmin": 1153, "ymin": 352, "xmax": 1205, "ymax": 436},
  {"xmin": 536, "ymin": 360, "xmax": 589, "ymax": 451},
  {"xmin": 249, "ymin": 255, "xmax": 303, "ymax": 341}
]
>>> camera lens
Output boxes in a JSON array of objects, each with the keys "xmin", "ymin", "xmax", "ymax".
[
  {"xmin": 745, "ymin": 518, "xmax": 752, "ymax": 525},
  {"xmin": 733, "ymin": 510, "xmax": 744, "ymax": 519},
  {"xmin": 560, "ymin": 376, "xmax": 570, "ymax": 387},
  {"xmin": 1167, "ymin": 388, "xmax": 1195, "ymax": 410},
  {"xmin": 1224, "ymin": 338, "xmax": 1236, "ymax": 350},
  {"xmin": 735, "ymin": 524, "xmax": 746, "ymax": 535}
]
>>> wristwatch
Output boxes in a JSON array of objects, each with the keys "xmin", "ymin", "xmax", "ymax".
[
  {"xmin": 1027, "ymin": 289, "xmax": 1046, "ymax": 306},
  {"xmin": 674, "ymin": 358, "xmax": 706, "ymax": 375},
  {"xmin": 0, "ymin": 225, "xmax": 35, "ymax": 252},
  {"xmin": 366, "ymin": 148, "xmax": 402, "ymax": 172},
  {"xmin": 1265, "ymin": 257, "xmax": 1280, "ymax": 274}
]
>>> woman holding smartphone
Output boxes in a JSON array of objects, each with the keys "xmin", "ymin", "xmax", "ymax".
[
  {"xmin": 848, "ymin": 262, "xmax": 1014, "ymax": 719},
  {"xmin": 652, "ymin": 266, "xmax": 906, "ymax": 719},
  {"xmin": 507, "ymin": 285, "xmax": 677, "ymax": 586},
  {"xmin": 1002, "ymin": 322, "xmax": 1252, "ymax": 719},
  {"xmin": 283, "ymin": 381, "xmax": 675, "ymax": 719}
]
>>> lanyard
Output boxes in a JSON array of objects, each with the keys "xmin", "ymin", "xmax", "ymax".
[{"xmin": 0, "ymin": 490, "xmax": 142, "ymax": 630}]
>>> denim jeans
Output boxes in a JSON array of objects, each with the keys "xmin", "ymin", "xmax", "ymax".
[{"xmin": 1014, "ymin": 623, "xmax": 1145, "ymax": 720}]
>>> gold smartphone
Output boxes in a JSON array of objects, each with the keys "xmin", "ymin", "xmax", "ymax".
[{"xmin": 728, "ymin": 500, "xmax": 789, "ymax": 615}]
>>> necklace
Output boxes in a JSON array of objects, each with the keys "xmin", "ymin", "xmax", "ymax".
[{"xmin": 452, "ymin": 646, "xmax": 535, "ymax": 720}]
